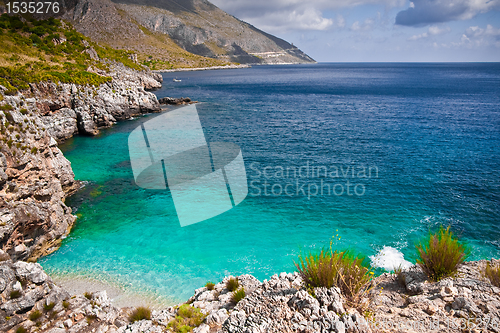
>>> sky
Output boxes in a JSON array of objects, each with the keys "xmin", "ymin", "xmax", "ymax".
[{"xmin": 210, "ymin": 0, "xmax": 500, "ymax": 62}]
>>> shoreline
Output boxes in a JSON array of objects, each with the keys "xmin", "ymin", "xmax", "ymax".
[
  {"xmin": 154, "ymin": 64, "xmax": 251, "ymax": 73},
  {"xmin": 48, "ymin": 271, "xmax": 177, "ymax": 309}
]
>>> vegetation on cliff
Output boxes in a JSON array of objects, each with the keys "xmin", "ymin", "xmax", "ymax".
[
  {"xmin": 0, "ymin": 14, "xmax": 145, "ymax": 94},
  {"xmin": 416, "ymin": 226, "xmax": 470, "ymax": 281}
]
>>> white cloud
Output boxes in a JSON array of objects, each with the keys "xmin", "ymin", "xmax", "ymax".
[
  {"xmin": 211, "ymin": 0, "xmax": 405, "ymax": 32},
  {"xmin": 460, "ymin": 24, "xmax": 500, "ymax": 47},
  {"xmin": 407, "ymin": 25, "xmax": 450, "ymax": 40},
  {"xmin": 350, "ymin": 18, "xmax": 375, "ymax": 31},
  {"xmin": 287, "ymin": 8, "xmax": 333, "ymax": 30},
  {"xmin": 246, "ymin": 8, "xmax": 333, "ymax": 32}
]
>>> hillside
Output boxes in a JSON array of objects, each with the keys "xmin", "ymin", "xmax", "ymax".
[
  {"xmin": 0, "ymin": 14, "xmax": 155, "ymax": 93},
  {"xmin": 62, "ymin": 0, "xmax": 315, "ymax": 68}
]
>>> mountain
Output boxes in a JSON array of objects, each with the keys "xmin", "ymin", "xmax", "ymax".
[{"xmin": 62, "ymin": 0, "xmax": 315, "ymax": 68}]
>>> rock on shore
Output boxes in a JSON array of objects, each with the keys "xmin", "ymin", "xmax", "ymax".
[
  {"xmin": 368, "ymin": 259, "xmax": 500, "ymax": 332},
  {"xmin": 0, "ymin": 260, "xmax": 128, "ymax": 333},
  {"xmin": 2, "ymin": 260, "xmax": 500, "ymax": 333},
  {"xmin": 158, "ymin": 97, "xmax": 193, "ymax": 105}
]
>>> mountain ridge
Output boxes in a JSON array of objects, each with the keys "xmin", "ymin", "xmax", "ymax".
[{"xmin": 62, "ymin": 0, "xmax": 315, "ymax": 68}]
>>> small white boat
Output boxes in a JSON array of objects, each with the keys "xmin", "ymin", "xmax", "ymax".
[{"xmin": 173, "ymin": 78, "xmax": 182, "ymax": 82}]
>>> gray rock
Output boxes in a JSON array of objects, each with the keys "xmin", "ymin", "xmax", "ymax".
[
  {"xmin": 315, "ymin": 287, "xmax": 345, "ymax": 314},
  {"xmin": 14, "ymin": 261, "xmax": 48, "ymax": 284},
  {"xmin": 1, "ymin": 296, "xmax": 35, "ymax": 315},
  {"xmin": 158, "ymin": 97, "xmax": 192, "ymax": 105},
  {"xmin": 76, "ymin": 108, "xmax": 99, "ymax": 135},
  {"xmin": 0, "ymin": 167, "xmax": 7, "ymax": 188},
  {"xmin": 41, "ymin": 107, "xmax": 78, "ymax": 141},
  {"xmin": 206, "ymin": 308, "xmax": 229, "ymax": 326}
]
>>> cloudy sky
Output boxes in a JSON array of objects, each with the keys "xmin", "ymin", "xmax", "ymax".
[{"xmin": 210, "ymin": 0, "xmax": 500, "ymax": 62}]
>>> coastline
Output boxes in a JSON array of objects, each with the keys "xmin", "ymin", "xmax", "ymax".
[
  {"xmin": 3, "ymin": 258, "xmax": 500, "ymax": 333},
  {"xmin": 2, "ymin": 62, "xmax": 500, "ymax": 333},
  {"xmin": 154, "ymin": 64, "xmax": 251, "ymax": 73}
]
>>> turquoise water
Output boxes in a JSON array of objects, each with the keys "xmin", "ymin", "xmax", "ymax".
[{"xmin": 39, "ymin": 63, "xmax": 500, "ymax": 303}]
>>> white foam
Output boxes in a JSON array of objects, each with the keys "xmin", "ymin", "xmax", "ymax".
[{"xmin": 369, "ymin": 246, "xmax": 413, "ymax": 271}]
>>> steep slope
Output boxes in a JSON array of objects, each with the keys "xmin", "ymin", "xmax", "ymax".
[{"xmin": 63, "ymin": 0, "xmax": 315, "ymax": 67}]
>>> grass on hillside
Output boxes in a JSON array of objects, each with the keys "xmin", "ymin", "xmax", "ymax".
[
  {"xmin": 416, "ymin": 226, "xmax": 470, "ymax": 281},
  {"xmin": 0, "ymin": 14, "xmax": 142, "ymax": 94}
]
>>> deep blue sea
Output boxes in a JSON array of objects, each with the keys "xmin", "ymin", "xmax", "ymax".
[{"xmin": 39, "ymin": 63, "xmax": 500, "ymax": 304}]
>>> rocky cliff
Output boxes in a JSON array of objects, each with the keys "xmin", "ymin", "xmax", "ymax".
[
  {"xmin": 62, "ymin": 0, "xmax": 315, "ymax": 67},
  {"xmin": 0, "ymin": 62, "xmax": 162, "ymax": 262}
]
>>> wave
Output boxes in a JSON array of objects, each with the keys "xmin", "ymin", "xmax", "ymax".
[{"xmin": 369, "ymin": 246, "xmax": 413, "ymax": 271}]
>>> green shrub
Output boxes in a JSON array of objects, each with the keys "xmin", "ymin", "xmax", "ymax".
[
  {"xmin": 416, "ymin": 226, "xmax": 470, "ymax": 281},
  {"xmin": 10, "ymin": 290, "xmax": 22, "ymax": 299},
  {"xmin": 86, "ymin": 314, "xmax": 97, "ymax": 323},
  {"xmin": 30, "ymin": 34, "xmax": 42, "ymax": 44},
  {"xmin": 167, "ymin": 305, "xmax": 206, "ymax": 333},
  {"xmin": 83, "ymin": 291, "xmax": 92, "ymax": 299},
  {"xmin": 43, "ymin": 302, "xmax": 55, "ymax": 312},
  {"xmin": 15, "ymin": 326, "xmax": 26, "ymax": 333},
  {"xmin": 483, "ymin": 261, "xmax": 500, "ymax": 287},
  {"xmin": 128, "ymin": 306, "xmax": 151, "ymax": 322},
  {"xmin": 31, "ymin": 147, "xmax": 38, "ymax": 154},
  {"xmin": 4, "ymin": 113, "xmax": 14, "ymax": 125},
  {"xmin": 231, "ymin": 287, "xmax": 245, "ymax": 304},
  {"xmin": 205, "ymin": 282, "xmax": 215, "ymax": 290},
  {"xmin": 29, "ymin": 309, "xmax": 42, "ymax": 321},
  {"xmin": 225, "ymin": 277, "xmax": 239, "ymax": 292},
  {"xmin": 295, "ymin": 249, "xmax": 373, "ymax": 303}
]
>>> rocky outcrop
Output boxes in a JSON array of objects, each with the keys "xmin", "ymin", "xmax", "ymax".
[
  {"xmin": 0, "ymin": 62, "xmax": 162, "ymax": 262},
  {"xmin": 2, "ymin": 258, "xmax": 500, "ymax": 333},
  {"xmin": 368, "ymin": 260, "xmax": 500, "ymax": 332},
  {"xmin": 0, "ymin": 263, "xmax": 368, "ymax": 333},
  {"xmin": 158, "ymin": 97, "xmax": 193, "ymax": 105},
  {"xmin": 189, "ymin": 273, "xmax": 370, "ymax": 333},
  {"xmin": 0, "ymin": 100, "xmax": 77, "ymax": 261},
  {"xmin": 0, "ymin": 260, "xmax": 129, "ymax": 333},
  {"xmin": 32, "ymin": 62, "xmax": 162, "ymax": 142}
]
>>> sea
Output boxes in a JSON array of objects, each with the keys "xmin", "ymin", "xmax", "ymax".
[{"xmin": 39, "ymin": 63, "xmax": 500, "ymax": 305}]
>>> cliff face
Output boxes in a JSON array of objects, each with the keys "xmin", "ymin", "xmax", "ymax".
[
  {"xmin": 33, "ymin": 62, "xmax": 162, "ymax": 141},
  {"xmin": 62, "ymin": 0, "xmax": 315, "ymax": 66},
  {"xmin": 0, "ymin": 64, "xmax": 162, "ymax": 262}
]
